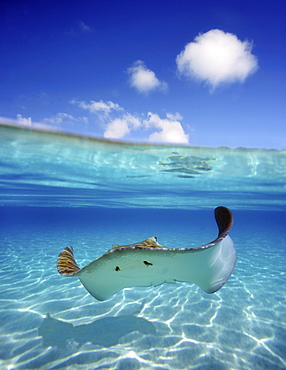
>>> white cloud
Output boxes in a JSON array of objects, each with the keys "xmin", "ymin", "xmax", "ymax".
[
  {"xmin": 104, "ymin": 114, "xmax": 141, "ymax": 139},
  {"xmin": 71, "ymin": 99, "xmax": 141, "ymax": 139},
  {"xmin": 15, "ymin": 100, "xmax": 190, "ymax": 144},
  {"xmin": 17, "ymin": 114, "xmax": 32, "ymax": 126},
  {"xmin": 176, "ymin": 29, "xmax": 258, "ymax": 89},
  {"xmin": 71, "ymin": 99, "xmax": 122, "ymax": 119},
  {"xmin": 145, "ymin": 112, "xmax": 189, "ymax": 144},
  {"xmin": 43, "ymin": 113, "xmax": 79, "ymax": 125},
  {"xmin": 16, "ymin": 114, "xmax": 58, "ymax": 131},
  {"xmin": 127, "ymin": 60, "xmax": 168, "ymax": 94},
  {"xmin": 69, "ymin": 99, "xmax": 189, "ymax": 144},
  {"xmin": 66, "ymin": 21, "xmax": 94, "ymax": 36},
  {"xmin": 78, "ymin": 21, "xmax": 94, "ymax": 33}
]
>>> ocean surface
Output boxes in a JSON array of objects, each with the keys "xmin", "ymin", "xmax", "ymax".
[{"xmin": 0, "ymin": 123, "xmax": 286, "ymax": 370}]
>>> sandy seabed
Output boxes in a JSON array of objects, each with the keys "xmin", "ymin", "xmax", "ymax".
[{"xmin": 1, "ymin": 219, "xmax": 285, "ymax": 370}]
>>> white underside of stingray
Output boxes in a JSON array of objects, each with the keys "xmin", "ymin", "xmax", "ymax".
[{"xmin": 57, "ymin": 207, "xmax": 236, "ymax": 301}]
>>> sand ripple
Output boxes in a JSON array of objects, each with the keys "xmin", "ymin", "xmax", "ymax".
[{"xmin": 1, "ymin": 227, "xmax": 286, "ymax": 370}]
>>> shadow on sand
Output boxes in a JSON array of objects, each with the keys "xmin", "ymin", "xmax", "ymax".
[{"xmin": 39, "ymin": 313, "xmax": 156, "ymax": 348}]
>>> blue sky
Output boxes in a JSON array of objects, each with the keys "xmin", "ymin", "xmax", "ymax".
[{"xmin": 1, "ymin": 0, "xmax": 285, "ymax": 148}]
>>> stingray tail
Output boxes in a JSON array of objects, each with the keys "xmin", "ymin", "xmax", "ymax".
[{"xmin": 57, "ymin": 246, "xmax": 81, "ymax": 276}]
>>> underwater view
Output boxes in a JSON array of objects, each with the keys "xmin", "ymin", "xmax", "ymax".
[{"xmin": 1, "ymin": 123, "xmax": 286, "ymax": 370}]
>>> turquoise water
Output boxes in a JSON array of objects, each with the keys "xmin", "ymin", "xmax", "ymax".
[{"xmin": 0, "ymin": 124, "xmax": 286, "ymax": 369}]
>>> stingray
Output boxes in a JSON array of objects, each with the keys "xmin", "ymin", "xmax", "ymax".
[{"xmin": 57, "ymin": 206, "xmax": 236, "ymax": 301}]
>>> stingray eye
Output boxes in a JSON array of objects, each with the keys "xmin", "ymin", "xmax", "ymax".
[
  {"xmin": 115, "ymin": 266, "xmax": 121, "ymax": 271},
  {"xmin": 154, "ymin": 237, "xmax": 157, "ymax": 240}
]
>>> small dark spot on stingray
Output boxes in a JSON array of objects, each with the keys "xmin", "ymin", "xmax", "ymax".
[
  {"xmin": 115, "ymin": 266, "xmax": 121, "ymax": 271},
  {"xmin": 143, "ymin": 261, "xmax": 153, "ymax": 266}
]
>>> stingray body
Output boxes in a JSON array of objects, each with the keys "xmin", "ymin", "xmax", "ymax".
[{"xmin": 57, "ymin": 207, "xmax": 236, "ymax": 301}]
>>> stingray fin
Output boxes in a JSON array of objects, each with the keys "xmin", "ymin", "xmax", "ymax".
[
  {"xmin": 57, "ymin": 246, "xmax": 81, "ymax": 276},
  {"xmin": 112, "ymin": 236, "xmax": 166, "ymax": 249}
]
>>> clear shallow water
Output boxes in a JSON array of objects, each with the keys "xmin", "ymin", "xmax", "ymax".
[
  {"xmin": 0, "ymin": 124, "xmax": 286, "ymax": 369},
  {"xmin": 1, "ymin": 124, "xmax": 286, "ymax": 210}
]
